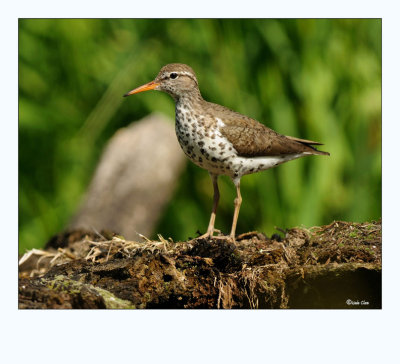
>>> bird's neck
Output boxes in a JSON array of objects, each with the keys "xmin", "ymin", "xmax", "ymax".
[
  {"xmin": 175, "ymin": 89, "xmax": 203, "ymax": 107},
  {"xmin": 174, "ymin": 91, "xmax": 205, "ymax": 126}
]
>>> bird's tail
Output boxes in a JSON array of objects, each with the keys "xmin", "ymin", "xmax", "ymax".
[{"xmin": 286, "ymin": 135, "xmax": 330, "ymax": 156}]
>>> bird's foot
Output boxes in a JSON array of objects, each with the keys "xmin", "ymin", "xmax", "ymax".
[
  {"xmin": 189, "ymin": 230, "xmax": 236, "ymax": 243},
  {"xmin": 210, "ymin": 234, "xmax": 237, "ymax": 244},
  {"xmin": 190, "ymin": 232, "xmax": 221, "ymax": 242}
]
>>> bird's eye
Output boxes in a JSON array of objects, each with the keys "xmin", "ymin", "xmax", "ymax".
[{"xmin": 170, "ymin": 73, "xmax": 178, "ymax": 79}]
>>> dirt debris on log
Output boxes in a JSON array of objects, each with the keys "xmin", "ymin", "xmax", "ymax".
[{"xmin": 19, "ymin": 220, "xmax": 381, "ymax": 309}]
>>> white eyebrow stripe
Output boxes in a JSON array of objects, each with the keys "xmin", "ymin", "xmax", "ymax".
[
  {"xmin": 177, "ymin": 71, "xmax": 198, "ymax": 84},
  {"xmin": 179, "ymin": 71, "xmax": 193, "ymax": 77}
]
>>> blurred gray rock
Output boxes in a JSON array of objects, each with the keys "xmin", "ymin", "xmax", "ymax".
[{"xmin": 70, "ymin": 113, "xmax": 186, "ymax": 239}]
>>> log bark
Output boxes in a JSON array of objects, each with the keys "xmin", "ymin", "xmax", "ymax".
[{"xmin": 19, "ymin": 220, "xmax": 381, "ymax": 309}]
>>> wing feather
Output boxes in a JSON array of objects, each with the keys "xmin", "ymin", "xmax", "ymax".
[{"xmin": 202, "ymin": 102, "xmax": 329, "ymax": 157}]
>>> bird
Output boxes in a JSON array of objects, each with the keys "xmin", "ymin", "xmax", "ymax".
[{"xmin": 124, "ymin": 63, "xmax": 329, "ymax": 242}]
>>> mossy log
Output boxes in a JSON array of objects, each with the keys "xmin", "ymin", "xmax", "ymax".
[{"xmin": 19, "ymin": 220, "xmax": 381, "ymax": 309}]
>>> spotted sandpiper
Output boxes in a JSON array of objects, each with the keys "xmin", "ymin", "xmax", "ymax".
[{"xmin": 124, "ymin": 63, "xmax": 329, "ymax": 241}]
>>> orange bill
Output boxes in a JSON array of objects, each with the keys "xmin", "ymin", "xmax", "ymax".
[{"xmin": 123, "ymin": 80, "xmax": 160, "ymax": 97}]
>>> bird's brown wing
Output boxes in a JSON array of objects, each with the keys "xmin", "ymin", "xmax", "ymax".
[{"xmin": 206, "ymin": 102, "xmax": 329, "ymax": 157}]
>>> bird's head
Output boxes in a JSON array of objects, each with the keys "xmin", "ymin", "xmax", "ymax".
[{"xmin": 124, "ymin": 63, "xmax": 200, "ymax": 101}]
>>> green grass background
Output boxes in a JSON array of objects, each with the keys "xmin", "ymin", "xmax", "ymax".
[{"xmin": 19, "ymin": 19, "xmax": 381, "ymax": 253}]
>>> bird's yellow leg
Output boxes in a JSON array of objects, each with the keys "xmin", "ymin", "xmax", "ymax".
[
  {"xmin": 193, "ymin": 174, "xmax": 220, "ymax": 240},
  {"xmin": 229, "ymin": 179, "xmax": 242, "ymax": 242}
]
